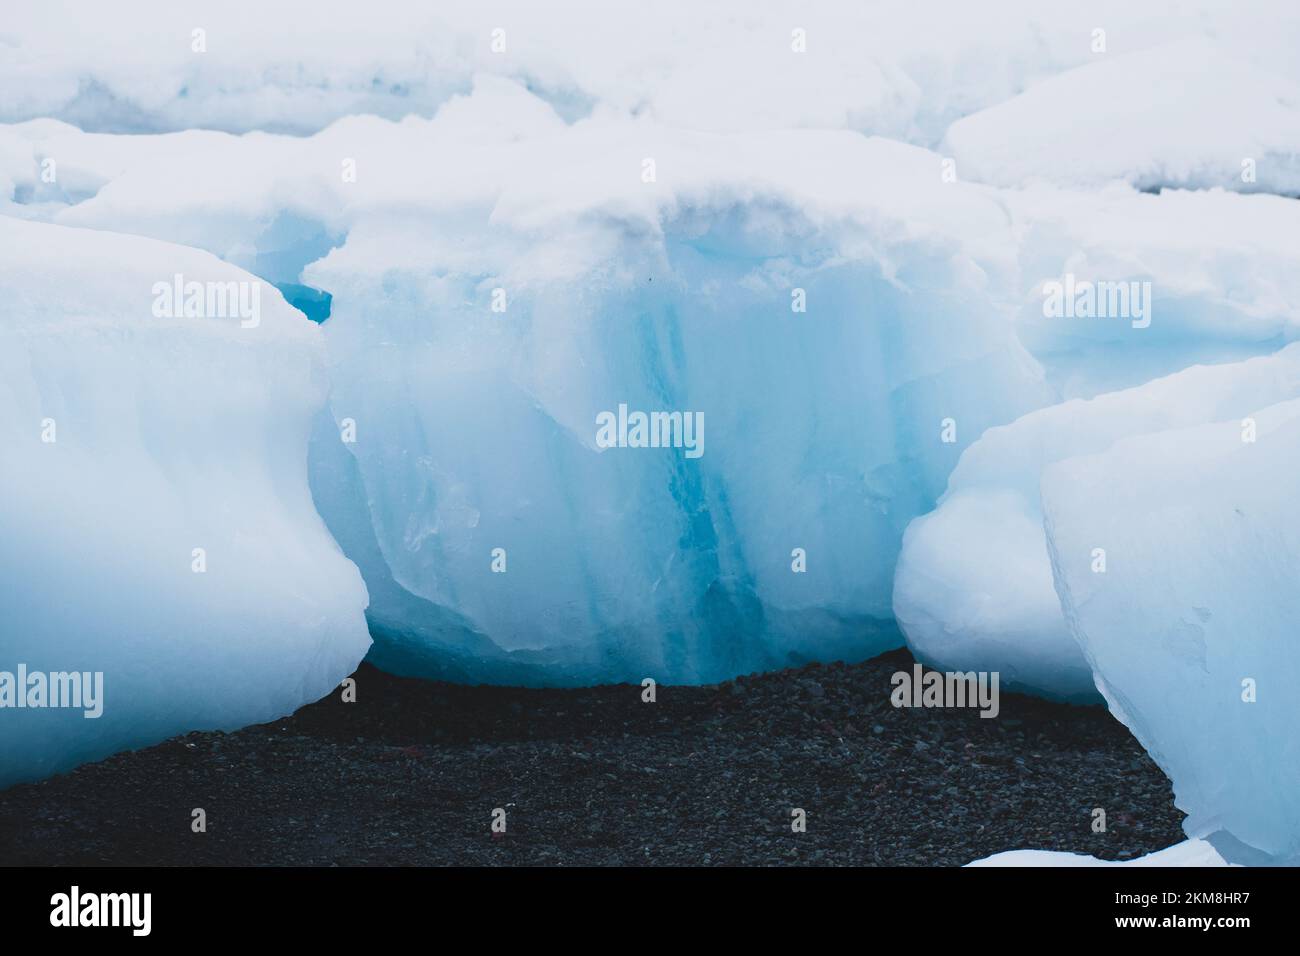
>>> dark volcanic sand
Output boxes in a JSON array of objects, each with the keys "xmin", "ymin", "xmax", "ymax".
[{"xmin": 0, "ymin": 649, "xmax": 1184, "ymax": 866}]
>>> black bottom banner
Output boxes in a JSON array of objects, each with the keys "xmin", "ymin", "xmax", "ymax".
[{"xmin": 2, "ymin": 864, "xmax": 1283, "ymax": 942}]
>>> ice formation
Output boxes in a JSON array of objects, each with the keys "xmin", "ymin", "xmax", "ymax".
[
  {"xmin": 0, "ymin": 217, "xmax": 370, "ymax": 787},
  {"xmin": 896, "ymin": 344, "xmax": 1300, "ymax": 859},
  {"xmin": 301, "ymin": 113, "xmax": 1053, "ymax": 683},
  {"xmin": 895, "ymin": 344, "xmax": 1300, "ymax": 700},
  {"xmin": 1, "ymin": 81, "xmax": 1057, "ymax": 683},
  {"xmin": 1, "ymin": 1, "xmax": 1298, "ymax": 866},
  {"xmin": 1002, "ymin": 186, "xmax": 1300, "ymax": 399},
  {"xmin": 1042, "ymin": 396, "xmax": 1300, "ymax": 865}
]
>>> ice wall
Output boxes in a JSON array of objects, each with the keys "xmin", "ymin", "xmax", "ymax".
[{"xmin": 304, "ymin": 127, "xmax": 1053, "ymax": 683}]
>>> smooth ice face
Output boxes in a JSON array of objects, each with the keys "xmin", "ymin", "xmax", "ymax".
[
  {"xmin": 894, "ymin": 345, "xmax": 1300, "ymax": 700},
  {"xmin": 894, "ymin": 490, "xmax": 1095, "ymax": 700},
  {"xmin": 0, "ymin": 217, "xmax": 371, "ymax": 788},
  {"xmin": 301, "ymin": 128, "xmax": 1053, "ymax": 685},
  {"xmin": 1042, "ymin": 400, "xmax": 1300, "ymax": 866}
]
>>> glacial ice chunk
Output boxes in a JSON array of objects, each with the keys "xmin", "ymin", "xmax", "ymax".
[
  {"xmin": 0, "ymin": 217, "xmax": 371, "ymax": 787},
  {"xmin": 895, "ymin": 345, "xmax": 1300, "ymax": 700},
  {"xmin": 1041, "ymin": 398, "xmax": 1300, "ymax": 865},
  {"xmin": 302, "ymin": 127, "xmax": 1053, "ymax": 684}
]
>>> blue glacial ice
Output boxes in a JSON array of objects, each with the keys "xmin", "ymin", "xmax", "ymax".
[
  {"xmin": 0, "ymin": 84, "xmax": 1060, "ymax": 684},
  {"xmin": 303, "ymin": 122, "xmax": 1054, "ymax": 684}
]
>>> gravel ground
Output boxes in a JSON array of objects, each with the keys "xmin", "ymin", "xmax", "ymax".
[{"xmin": 0, "ymin": 649, "xmax": 1184, "ymax": 866}]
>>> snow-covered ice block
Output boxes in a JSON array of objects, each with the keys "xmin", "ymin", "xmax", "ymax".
[
  {"xmin": 946, "ymin": 38, "xmax": 1300, "ymax": 195},
  {"xmin": 967, "ymin": 840, "xmax": 1232, "ymax": 867},
  {"xmin": 301, "ymin": 124, "xmax": 1052, "ymax": 684},
  {"xmin": 0, "ymin": 217, "xmax": 371, "ymax": 787},
  {"xmin": 0, "ymin": 84, "xmax": 1059, "ymax": 684},
  {"xmin": 1042, "ymin": 398, "xmax": 1300, "ymax": 865},
  {"xmin": 895, "ymin": 345, "xmax": 1300, "ymax": 700}
]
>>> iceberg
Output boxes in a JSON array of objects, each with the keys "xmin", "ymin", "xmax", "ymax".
[
  {"xmin": 1042, "ymin": 397, "xmax": 1300, "ymax": 865},
  {"xmin": 297, "ymin": 112, "xmax": 1053, "ymax": 684},
  {"xmin": 0, "ymin": 79, "xmax": 1059, "ymax": 685},
  {"xmin": 0, "ymin": 217, "xmax": 371, "ymax": 787},
  {"xmin": 895, "ymin": 345, "xmax": 1300, "ymax": 700}
]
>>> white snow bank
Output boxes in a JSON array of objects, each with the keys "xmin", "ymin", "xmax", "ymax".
[
  {"xmin": 946, "ymin": 38, "xmax": 1300, "ymax": 195},
  {"xmin": 0, "ymin": 217, "xmax": 371, "ymax": 787},
  {"xmin": 0, "ymin": 79, "xmax": 1017, "ymax": 270},
  {"xmin": 1, "ymin": 1, "xmax": 1290, "ymax": 143}
]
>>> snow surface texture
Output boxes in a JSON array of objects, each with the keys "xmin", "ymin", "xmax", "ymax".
[
  {"xmin": 945, "ymin": 38, "xmax": 1300, "ymax": 195},
  {"xmin": 6, "ymin": 0, "xmax": 1297, "ymax": 148},
  {"xmin": 967, "ymin": 840, "xmax": 1232, "ymax": 867},
  {"xmin": 0, "ymin": 217, "xmax": 371, "ymax": 787}
]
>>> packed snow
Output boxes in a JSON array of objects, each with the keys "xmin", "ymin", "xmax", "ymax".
[
  {"xmin": 945, "ymin": 38, "xmax": 1300, "ymax": 195},
  {"xmin": 968, "ymin": 840, "xmax": 1232, "ymax": 867},
  {"xmin": 5, "ymin": 1, "xmax": 1293, "ymax": 140}
]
